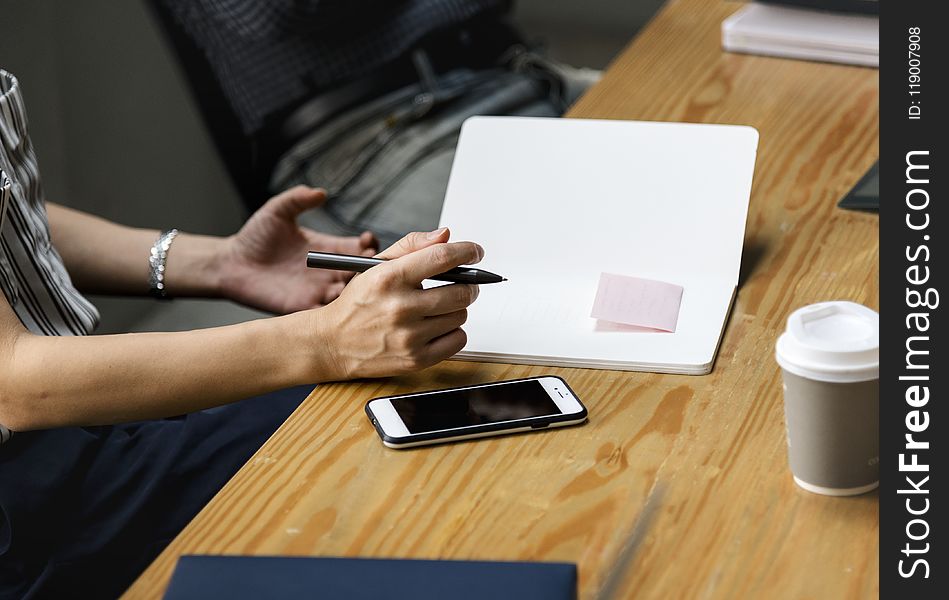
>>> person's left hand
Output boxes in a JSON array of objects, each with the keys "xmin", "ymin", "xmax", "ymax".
[{"xmin": 219, "ymin": 186, "xmax": 377, "ymax": 314}]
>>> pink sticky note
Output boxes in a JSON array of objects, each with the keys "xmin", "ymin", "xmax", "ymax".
[
  {"xmin": 590, "ymin": 273, "xmax": 684, "ymax": 332},
  {"xmin": 593, "ymin": 320, "xmax": 664, "ymax": 333}
]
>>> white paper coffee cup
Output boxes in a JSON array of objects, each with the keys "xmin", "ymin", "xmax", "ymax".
[{"xmin": 775, "ymin": 301, "xmax": 879, "ymax": 496}]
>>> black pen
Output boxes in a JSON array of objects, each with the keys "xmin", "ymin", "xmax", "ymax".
[{"xmin": 306, "ymin": 251, "xmax": 508, "ymax": 284}]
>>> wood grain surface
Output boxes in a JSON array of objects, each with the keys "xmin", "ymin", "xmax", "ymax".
[{"xmin": 125, "ymin": 0, "xmax": 880, "ymax": 597}]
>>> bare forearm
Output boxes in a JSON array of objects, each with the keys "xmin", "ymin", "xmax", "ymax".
[
  {"xmin": 3, "ymin": 313, "xmax": 326, "ymax": 430},
  {"xmin": 46, "ymin": 203, "xmax": 226, "ymax": 297},
  {"xmin": 1, "ymin": 229, "xmax": 484, "ymax": 431}
]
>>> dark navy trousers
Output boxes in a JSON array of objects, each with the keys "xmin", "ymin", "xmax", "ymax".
[{"xmin": 0, "ymin": 385, "xmax": 311, "ymax": 599}]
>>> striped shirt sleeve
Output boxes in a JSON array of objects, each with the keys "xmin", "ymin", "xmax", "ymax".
[
  {"xmin": 0, "ymin": 168, "xmax": 13, "ymax": 299},
  {"xmin": 1, "ymin": 170, "xmax": 10, "ymax": 444},
  {"xmin": 2, "ymin": 69, "xmax": 102, "ymax": 446},
  {"xmin": 0, "ymin": 169, "xmax": 10, "ymax": 444},
  {"xmin": 0, "ymin": 169, "xmax": 8, "ymax": 231}
]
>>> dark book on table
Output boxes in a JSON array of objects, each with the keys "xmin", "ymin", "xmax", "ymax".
[{"xmin": 162, "ymin": 555, "xmax": 577, "ymax": 600}]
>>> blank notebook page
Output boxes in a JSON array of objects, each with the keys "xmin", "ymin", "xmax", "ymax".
[{"xmin": 438, "ymin": 117, "xmax": 758, "ymax": 374}]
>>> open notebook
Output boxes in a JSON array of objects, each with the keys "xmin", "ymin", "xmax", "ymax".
[{"xmin": 438, "ymin": 117, "xmax": 759, "ymax": 374}]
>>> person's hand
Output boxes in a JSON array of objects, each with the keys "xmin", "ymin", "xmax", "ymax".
[
  {"xmin": 305, "ymin": 227, "xmax": 483, "ymax": 380},
  {"xmin": 219, "ymin": 186, "xmax": 377, "ymax": 313}
]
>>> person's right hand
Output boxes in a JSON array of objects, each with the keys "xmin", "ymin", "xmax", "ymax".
[{"xmin": 304, "ymin": 227, "xmax": 483, "ymax": 380}]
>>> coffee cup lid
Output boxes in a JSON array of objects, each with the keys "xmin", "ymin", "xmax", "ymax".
[{"xmin": 775, "ymin": 301, "xmax": 878, "ymax": 383}]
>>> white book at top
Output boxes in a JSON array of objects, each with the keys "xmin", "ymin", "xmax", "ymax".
[
  {"xmin": 438, "ymin": 116, "xmax": 759, "ymax": 374},
  {"xmin": 722, "ymin": 3, "xmax": 879, "ymax": 67}
]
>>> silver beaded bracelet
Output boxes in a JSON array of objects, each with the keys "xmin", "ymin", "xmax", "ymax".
[{"xmin": 148, "ymin": 228, "xmax": 179, "ymax": 299}]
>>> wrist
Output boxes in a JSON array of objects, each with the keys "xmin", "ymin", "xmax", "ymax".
[
  {"xmin": 161, "ymin": 232, "xmax": 227, "ymax": 298},
  {"xmin": 276, "ymin": 308, "xmax": 347, "ymax": 385}
]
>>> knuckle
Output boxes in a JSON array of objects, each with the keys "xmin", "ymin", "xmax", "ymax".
[
  {"xmin": 430, "ymin": 243, "xmax": 452, "ymax": 267},
  {"xmin": 375, "ymin": 267, "xmax": 401, "ymax": 288},
  {"xmin": 404, "ymin": 352, "xmax": 428, "ymax": 371},
  {"xmin": 462, "ymin": 242, "xmax": 483, "ymax": 263},
  {"xmin": 382, "ymin": 296, "xmax": 407, "ymax": 321},
  {"xmin": 451, "ymin": 328, "xmax": 468, "ymax": 351},
  {"xmin": 391, "ymin": 354, "xmax": 414, "ymax": 374},
  {"xmin": 393, "ymin": 329, "xmax": 415, "ymax": 351},
  {"xmin": 464, "ymin": 284, "xmax": 479, "ymax": 305},
  {"xmin": 445, "ymin": 283, "xmax": 468, "ymax": 307},
  {"xmin": 399, "ymin": 232, "xmax": 424, "ymax": 252},
  {"xmin": 448, "ymin": 284, "xmax": 476, "ymax": 308},
  {"xmin": 451, "ymin": 285, "xmax": 469, "ymax": 305},
  {"xmin": 394, "ymin": 297, "xmax": 414, "ymax": 319}
]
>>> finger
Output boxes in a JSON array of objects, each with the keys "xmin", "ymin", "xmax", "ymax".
[
  {"xmin": 413, "ymin": 309, "xmax": 468, "ymax": 343},
  {"xmin": 360, "ymin": 231, "xmax": 379, "ymax": 254},
  {"xmin": 417, "ymin": 328, "xmax": 468, "ymax": 368},
  {"xmin": 391, "ymin": 241, "xmax": 484, "ymax": 286},
  {"xmin": 331, "ymin": 230, "xmax": 376, "ymax": 255},
  {"xmin": 375, "ymin": 228, "xmax": 450, "ymax": 261},
  {"xmin": 414, "ymin": 283, "xmax": 479, "ymax": 316},
  {"xmin": 266, "ymin": 185, "xmax": 327, "ymax": 221}
]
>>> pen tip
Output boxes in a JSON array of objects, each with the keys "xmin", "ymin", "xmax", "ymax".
[{"xmin": 501, "ymin": 278, "xmax": 508, "ymax": 282}]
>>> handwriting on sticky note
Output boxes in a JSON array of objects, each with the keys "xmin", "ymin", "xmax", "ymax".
[{"xmin": 590, "ymin": 273, "xmax": 683, "ymax": 332}]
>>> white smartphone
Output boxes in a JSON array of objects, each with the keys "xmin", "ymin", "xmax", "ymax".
[{"xmin": 365, "ymin": 376, "xmax": 588, "ymax": 449}]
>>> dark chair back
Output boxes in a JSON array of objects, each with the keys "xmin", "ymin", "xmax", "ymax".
[{"xmin": 145, "ymin": 0, "xmax": 274, "ymax": 212}]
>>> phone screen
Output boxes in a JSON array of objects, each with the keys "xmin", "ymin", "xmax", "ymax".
[{"xmin": 390, "ymin": 380, "xmax": 562, "ymax": 434}]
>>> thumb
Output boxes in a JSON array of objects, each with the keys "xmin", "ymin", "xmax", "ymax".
[
  {"xmin": 266, "ymin": 185, "xmax": 327, "ymax": 221},
  {"xmin": 375, "ymin": 227, "xmax": 451, "ymax": 260}
]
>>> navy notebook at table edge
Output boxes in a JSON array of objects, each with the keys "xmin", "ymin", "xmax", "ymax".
[{"xmin": 162, "ymin": 555, "xmax": 578, "ymax": 600}]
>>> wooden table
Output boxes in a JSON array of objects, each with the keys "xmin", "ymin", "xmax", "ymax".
[{"xmin": 126, "ymin": 0, "xmax": 879, "ymax": 597}]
